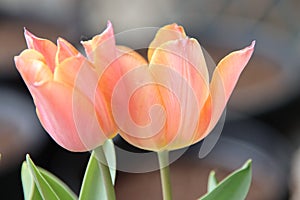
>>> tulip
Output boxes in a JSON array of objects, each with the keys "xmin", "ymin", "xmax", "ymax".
[
  {"xmin": 14, "ymin": 22, "xmax": 134, "ymax": 152},
  {"xmin": 113, "ymin": 24, "xmax": 255, "ymax": 152}
]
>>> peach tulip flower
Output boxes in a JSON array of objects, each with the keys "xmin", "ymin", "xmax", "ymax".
[
  {"xmin": 14, "ymin": 22, "xmax": 140, "ymax": 152},
  {"xmin": 112, "ymin": 24, "xmax": 255, "ymax": 151}
]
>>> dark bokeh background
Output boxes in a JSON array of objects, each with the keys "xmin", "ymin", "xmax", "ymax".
[{"xmin": 1, "ymin": 0, "xmax": 300, "ymax": 199}]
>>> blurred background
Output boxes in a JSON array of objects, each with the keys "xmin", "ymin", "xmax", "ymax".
[{"xmin": 0, "ymin": 0, "xmax": 300, "ymax": 199}]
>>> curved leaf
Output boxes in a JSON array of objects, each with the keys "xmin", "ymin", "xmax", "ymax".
[
  {"xmin": 199, "ymin": 160, "xmax": 252, "ymax": 200},
  {"xmin": 38, "ymin": 168, "xmax": 77, "ymax": 200},
  {"xmin": 79, "ymin": 140, "xmax": 116, "ymax": 200},
  {"xmin": 21, "ymin": 162, "xmax": 43, "ymax": 200},
  {"xmin": 102, "ymin": 139, "xmax": 116, "ymax": 184},
  {"xmin": 207, "ymin": 171, "xmax": 218, "ymax": 193},
  {"xmin": 26, "ymin": 155, "xmax": 77, "ymax": 200},
  {"xmin": 26, "ymin": 155, "xmax": 59, "ymax": 200},
  {"xmin": 79, "ymin": 150, "xmax": 104, "ymax": 200}
]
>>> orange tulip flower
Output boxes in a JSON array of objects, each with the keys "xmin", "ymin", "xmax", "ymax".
[
  {"xmin": 112, "ymin": 24, "xmax": 255, "ymax": 151},
  {"xmin": 14, "ymin": 22, "xmax": 140, "ymax": 152}
]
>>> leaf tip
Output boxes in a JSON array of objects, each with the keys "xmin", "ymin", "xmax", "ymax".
[
  {"xmin": 243, "ymin": 159, "xmax": 252, "ymax": 169},
  {"xmin": 209, "ymin": 170, "xmax": 216, "ymax": 176},
  {"xmin": 26, "ymin": 154, "xmax": 31, "ymax": 162},
  {"xmin": 21, "ymin": 161, "xmax": 28, "ymax": 169}
]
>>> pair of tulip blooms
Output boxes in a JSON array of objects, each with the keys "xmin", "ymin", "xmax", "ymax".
[{"xmin": 15, "ymin": 22, "xmax": 254, "ymax": 153}]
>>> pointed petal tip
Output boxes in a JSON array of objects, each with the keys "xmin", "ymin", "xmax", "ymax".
[
  {"xmin": 107, "ymin": 20, "xmax": 113, "ymax": 28},
  {"xmin": 13, "ymin": 55, "xmax": 22, "ymax": 67},
  {"xmin": 24, "ymin": 28, "xmax": 36, "ymax": 48},
  {"xmin": 80, "ymin": 21, "xmax": 114, "ymax": 44},
  {"xmin": 81, "ymin": 21, "xmax": 116, "ymax": 58},
  {"xmin": 248, "ymin": 40, "xmax": 256, "ymax": 49},
  {"xmin": 240, "ymin": 40, "xmax": 256, "ymax": 56},
  {"xmin": 56, "ymin": 37, "xmax": 69, "ymax": 47},
  {"xmin": 104, "ymin": 20, "xmax": 114, "ymax": 36},
  {"xmin": 57, "ymin": 37, "xmax": 63, "ymax": 42},
  {"xmin": 168, "ymin": 23, "xmax": 185, "ymax": 34},
  {"xmin": 105, "ymin": 20, "xmax": 114, "ymax": 36},
  {"xmin": 56, "ymin": 37, "xmax": 63, "ymax": 45},
  {"xmin": 13, "ymin": 55, "xmax": 18, "ymax": 62},
  {"xmin": 23, "ymin": 27, "xmax": 31, "ymax": 36},
  {"xmin": 24, "ymin": 28, "xmax": 38, "ymax": 40},
  {"xmin": 170, "ymin": 23, "xmax": 179, "ymax": 28},
  {"xmin": 13, "ymin": 56, "xmax": 20, "ymax": 70}
]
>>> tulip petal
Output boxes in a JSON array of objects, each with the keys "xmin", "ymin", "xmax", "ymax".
[
  {"xmin": 14, "ymin": 49, "xmax": 53, "ymax": 87},
  {"xmin": 112, "ymin": 68, "xmax": 171, "ymax": 150},
  {"xmin": 24, "ymin": 29, "xmax": 57, "ymax": 71},
  {"xmin": 54, "ymin": 55, "xmax": 116, "ymax": 136},
  {"xmin": 208, "ymin": 41, "xmax": 255, "ymax": 132},
  {"xmin": 148, "ymin": 23, "xmax": 186, "ymax": 62},
  {"xmin": 93, "ymin": 86, "xmax": 116, "ymax": 137},
  {"xmin": 32, "ymin": 82, "xmax": 108, "ymax": 151},
  {"xmin": 67, "ymin": 58, "xmax": 117, "ymax": 136},
  {"xmin": 97, "ymin": 47, "xmax": 153, "ymax": 149},
  {"xmin": 69, "ymin": 59, "xmax": 99, "ymax": 102},
  {"xmin": 99, "ymin": 45, "xmax": 148, "ymax": 104},
  {"xmin": 117, "ymin": 45, "xmax": 148, "ymax": 65},
  {"xmin": 32, "ymin": 82, "xmax": 86, "ymax": 151},
  {"xmin": 150, "ymin": 38, "xmax": 210, "ymax": 110},
  {"xmin": 54, "ymin": 55, "xmax": 86, "ymax": 88},
  {"xmin": 146, "ymin": 39, "xmax": 210, "ymax": 150},
  {"xmin": 72, "ymin": 86, "xmax": 115, "ymax": 149},
  {"xmin": 192, "ymin": 94, "xmax": 212, "ymax": 143},
  {"xmin": 81, "ymin": 21, "xmax": 115, "ymax": 66},
  {"xmin": 121, "ymin": 88, "xmax": 208, "ymax": 151},
  {"xmin": 56, "ymin": 38, "xmax": 80, "ymax": 65}
]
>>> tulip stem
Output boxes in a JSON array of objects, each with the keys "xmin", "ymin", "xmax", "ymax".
[
  {"xmin": 95, "ymin": 145, "xmax": 116, "ymax": 200},
  {"xmin": 158, "ymin": 150, "xmax": 172, "ymax": 200}
]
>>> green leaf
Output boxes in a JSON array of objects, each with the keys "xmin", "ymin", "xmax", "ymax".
[
  {"xmin": 102, "ymin": 139, "xmax": 116, "ymax": 184},
  {"xmin": 79, "ymin": 151, "xmax": 104, "ymax": 200},
  {"xmin": 26, "ymin": 155, "xmax": 59, "ymax": 200},
  {"xmin": 207, "ymin": 171, "xmax": 218, "ymax": 193},
  {"xmin": 21, "ymin": 162, "xmax": 43, "ymax": 200},
  {"xmin": 38, "ymin": 168, "xmax": 77, "ymax": 200},
  {"xmin": 199, "ymin": 159, "xmax": 252, "ymax": 200},
  {"xmin": 26, "ymin": 155, "xmax": 77, "ymax": 200},
  {"xmin": 79, "ymin": 140, "xmax": 116, "ymax": 200}
]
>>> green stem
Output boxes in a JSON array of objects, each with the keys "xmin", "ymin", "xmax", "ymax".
[
  {"xmin": 94, "ymin": 146, "xmax": 116, "ymax": 200},
  {"xmin": 158, "ymin": 150, "xmax": 172, "ymax": 200}
]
